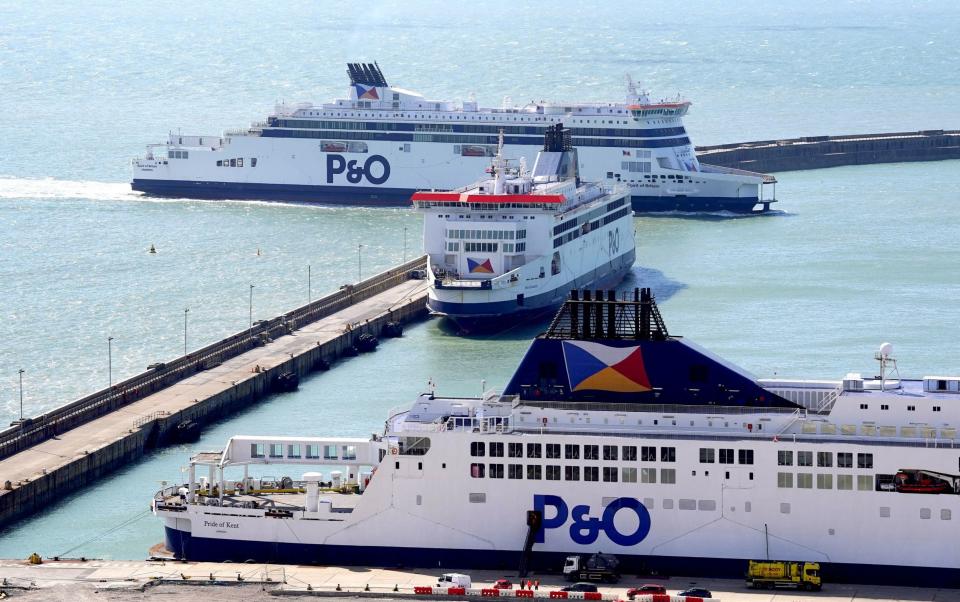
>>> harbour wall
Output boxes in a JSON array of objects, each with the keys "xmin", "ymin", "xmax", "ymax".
[
  {"xmin": 0, "ymin": 257, "xmax": 429, "ymax": 530},
  {"xmin": 695, "ymin": 129, "xmax": 960, "ymax": 173}
]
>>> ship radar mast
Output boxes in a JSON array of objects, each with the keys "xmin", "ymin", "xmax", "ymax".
[
  {"xmin": 492, "ymin": 130, "xmax": 507, "ymax": 194},
  {"xmin": 875, "ymin": 342, "xmax": 901, "ymax": 392},
  {"xmin": 625, "ymin": 73, "xmax": 649, "ymax": 105}
]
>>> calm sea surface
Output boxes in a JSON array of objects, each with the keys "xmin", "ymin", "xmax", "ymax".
[{"xmin": 1, "ymin": 0, "xmax": 958, "ymax": 559}]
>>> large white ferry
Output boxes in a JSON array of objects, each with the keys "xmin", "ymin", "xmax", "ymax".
[
  {"xmin": 153, "ymin": 290, "xmax": 960, "ymax": 586},
  {"xmin": 413, "ymin": 125, "xmax": 635, "ymax": 326},
  {"xmin": 132, "ymin": 63, "xmax": 777, "ymax": 213}
]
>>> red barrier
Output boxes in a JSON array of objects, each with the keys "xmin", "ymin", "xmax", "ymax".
[
  {"xmin": 448, "ymin": 588, "xmax": 467, "ymax": 595},
  {"xmin": 685, "ymin": 598, "xmax": 703, "ymax": 602},
  {"xmin": 550, "ymin": 592, "xmax": 569, "ymax": 599},
  {"xmin": 651, "ymin": 595, "xmax": 670, "ymax": 602},
  {"xmin": 516, "ymin": 590, "xmax": 534, "ymax": 598},
  {"xmin": 482, "ymin": 589, "xmax": 501, "ymax": 597},
  {"xmin": 414, "ymin": 587, "xmax": 433, "ymax": 595},
  {"xmin": 584, "ymin": 594, "xmax": 602, "ymax": 601}
]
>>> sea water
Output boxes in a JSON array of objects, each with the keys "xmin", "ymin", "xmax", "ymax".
[{"xmin": 1, "ymin": 0, "xmax": 959, "ymax": 559}]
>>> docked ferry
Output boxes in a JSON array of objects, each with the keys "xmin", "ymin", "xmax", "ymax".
[
  {"xmin": 132, "ymin": 63, "xmax": 777, "ymax": 213},
  {"xmin": 153, "ymin": 290, "xmax": 960, "ymax": 586},
  {"xmin": 413, "ymin": 124, "xmax": 635, "ymax": 326}
]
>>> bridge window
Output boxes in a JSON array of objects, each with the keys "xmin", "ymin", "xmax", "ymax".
[
  {"xmin": 526, "ymin": 443, "xmax": 542, "ymax": 458},
  {"xmin": 622, "ymin": 446, "xmax": 637, "ymax": 461},
  {"xmin": 857, "ymin": 453, "xmax": 873, "ymax": 468},
  {"xmin": 699, "ymin": 448, "xmax": 715, "ymax": 463},
  {"xmin": 778, "ymin": 450, "xmax": 793, "ymax": 466},
  {"xmin": 470, "ymin": 442, "xmax": 485, "ymax": 457},
  {"xmin": 546, "ymin": 443, "xmax": 560, "ymax": 459},
  {"xmin": 306, "ymin": 444, "xmax": 319, "ymax": 459},
  {"xmin": 641, "ymin": 446, "xmax": 657, "ymax": 461},
  {"xmin": 508, "ymin": 443, "xmax": 523, "ymax": 458},
  {"xmin": 251, "ymin": 443, "xmax": 265, "ymax": 458},
  {"xmin": 837, "ymin": 452, "xmax": 853, "ymax": 468},
  {"xmin": 738, "ymin": 450, "xmax": 754, "ymax": 465},
  {"xmin": 399, "ymin": 437, "xmax": 428, "ymax": 456},
  {"xmin": 287, "ymin": 444, "xmax": 301, "ymax": 458},
  {"xmin": 324, "ymin": 445, "xmax": 337, "ymax": 460},
  {"xmin": 489, "ymin": 442, "xmax": 504, "ymax": 457},
  {"xmin": 719, "ymin": 449, "xmax": 734, "ymax": 464},
  {"xmin": 584, "ymin": 445, "xmax": 599, "ymax": 460},
  {"xmin": 565, "ymin": 444, "xmax": 580, "ymax": 460},
  {"xmin": 661, "ymin": 447, "xmax": 676, "ymax": 462},
  {"xmin": 603, "ymin": 445, "xmax": 618, "ymax": 461},
  {"xmin": 269, "ymin": 444, "xmax": 283, "ymax": 458}
]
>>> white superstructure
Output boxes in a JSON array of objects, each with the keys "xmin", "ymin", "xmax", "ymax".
[
  {"xmin": 132, "ymin": 63, "xmax": 776, "ymax": 213},
  {"xmin": 413, "ymin": 126, "xmax": 635, "ymax": 324},
  {"xmin": 153, "ymin": 292, "xmax": 960, "ymax": 586}
]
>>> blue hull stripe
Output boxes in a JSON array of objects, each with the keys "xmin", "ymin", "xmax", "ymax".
[
  {"xmin": 132, "ymin": 180, "xmax": 767, "ymax": 213},
  {"xmin": 164, "ymin": 527, "xmax": 960, "ymax": 587}
]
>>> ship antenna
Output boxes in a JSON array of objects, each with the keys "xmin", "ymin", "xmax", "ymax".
[{"xmin": 493, "ymin": 129, "xmax": 507, "ymax": 194}]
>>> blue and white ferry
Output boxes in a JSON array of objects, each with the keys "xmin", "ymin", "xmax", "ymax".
[
  {"xmin": 154, "ymin": 290, "xmax": 960, "ymax": 586},
  {"xmin": 412, "ymin": 124, "xmax": 635, "ymax": 326},
  {"xmin": 132, "ymin": 63, "xmax": 777, "ymax": 213}
]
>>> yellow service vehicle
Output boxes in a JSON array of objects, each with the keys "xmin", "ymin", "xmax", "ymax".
[{"xmin": 746, "ymin": 560, "xmax": 822, "ymax": 591}]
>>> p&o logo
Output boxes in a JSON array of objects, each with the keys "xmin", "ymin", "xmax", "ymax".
[
  {"xmin": 534, "ymin": 494, "xmax": 651, "ymax": 546},
  {"xmin": 326, "ymin": 154, "xmax": 391, "ymax": 185}
]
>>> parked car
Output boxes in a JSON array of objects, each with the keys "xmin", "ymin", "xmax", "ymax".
[
  {"xmin": 627, "ymin": 584, "xmax": 668, "ymax": 599},
  {"xmin": 493, "ymin": 579, "xmax": 513, "ymax": 590},
  {"xmin": 678, "ymin": 588, "xmax": 712, "ymax": 599},
  {"xmin": 562, "ymin": 582, "xmax": 599, "ymax": 592}
]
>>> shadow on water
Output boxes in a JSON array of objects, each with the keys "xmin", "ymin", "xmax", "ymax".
[
  {"xmin": 635, "ymin": 208, "xmax": 793, "ymax": 221},
  {"xmin": 433, "ymin": 265, "xmax": 686, "ymax": 342}
]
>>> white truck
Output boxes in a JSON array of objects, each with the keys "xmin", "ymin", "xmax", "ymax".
[
  {"xmin": 563, "ymin": 553, "xmax": 621, "ymax": 583},
  {"xmin": 438, "ymin": 573, "xmax": 473, "ymax": 589}
]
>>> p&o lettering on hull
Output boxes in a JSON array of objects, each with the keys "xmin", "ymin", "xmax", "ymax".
[
  {"xmin": 326, "ymin": 154, "xmax": 391, "ymax": 185},
  {"xmin": 534, "ymin": 494, "xmax": 652, "ymax": 546}
]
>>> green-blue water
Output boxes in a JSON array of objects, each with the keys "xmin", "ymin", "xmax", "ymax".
[{"xmin": 1, "ymin": 0, "xmax": 959, "ymax": 559}]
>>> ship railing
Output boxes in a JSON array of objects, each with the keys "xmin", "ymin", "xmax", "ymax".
[
  {"xmin": 517, "ymin": 400, "xmax": 801, "ymax": 415},
  {"xmin": 814, "ymin": 385, "xmax": 843, "ymax": 414}
]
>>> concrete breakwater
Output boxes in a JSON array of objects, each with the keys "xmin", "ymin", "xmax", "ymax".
[
  {"xmin": 696, "ymin": 129, "xmax": 960, "ymax": 173},
  {"xmin": 0, "ymin": 257, "xmax": 430, "ymax": 529}
]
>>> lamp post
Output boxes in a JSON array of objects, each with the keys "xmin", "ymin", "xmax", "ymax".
[
  {"xmin": 249, "ymin": 284, "xmax": 255, "ymax": 329},
  {"xmin": 18, "ymin": 369, "xmax": 24, "ymax": 422},
  {"xmin": 357, "ymin": 244, "xmax": 364, "ymax": 282},
  {"xmin": 107, "ymin": 336, "xmax": 114, "ymax": 388},
  {"xmin": 183, "ymin": 308, "xmax": 189, "ymax": 356}
]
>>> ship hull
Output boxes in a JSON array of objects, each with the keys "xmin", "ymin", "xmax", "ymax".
[{"xmin": 162, "ymin": 526, "xmax": 960, "ymax": 587}]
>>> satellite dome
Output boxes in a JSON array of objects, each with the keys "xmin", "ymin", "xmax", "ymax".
[{"xmin": 879, "ymin": 342, "xmax": 894, "ymax": 358}]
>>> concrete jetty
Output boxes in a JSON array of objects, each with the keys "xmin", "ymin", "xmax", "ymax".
[
  {"xmin": 2, "ymin": 558, "xmax": 959, "ymax": 601},
  {"xmin": 0, "ymin": 257, "xmax": 430, "ymax": 530},
  {"xmin": 696, "ymin": 129, "xmax": 960, "ymax": 173}
]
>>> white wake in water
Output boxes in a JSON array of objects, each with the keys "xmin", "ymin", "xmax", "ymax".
[{"xmin": 0, "ymin": 176, "xmax": 141, "ymax": 201}]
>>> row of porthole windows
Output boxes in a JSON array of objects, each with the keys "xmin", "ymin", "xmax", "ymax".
[
  {"xmin": 216, "ymin": 158, "xmax": 257, "ymax": 168},
  {"xmin": 777, "ymin": 450, "xmax": 873, "ymax": 468},
  {"xmin": 469, "ymin": 463, "xmax": 676, "ymax": 484},
  {"xmin": 777, "ymin": 472, "xmax": 874, "ymax": 490},
  {"xmin": 469, "ymin": 442, "xmax": 675, "ymax": 462},
  {"xmin": 250, "ymin": 442, "xmax": 356, "ymax": 460}
]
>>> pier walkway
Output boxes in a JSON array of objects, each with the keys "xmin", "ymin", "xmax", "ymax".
[
  {"xmin": 696, "ymin": 129, "xmax": 960, "ymax": 173},
  {"xmin": 0, "ymin": 257, "xmax": 429, "ymax": 529}
]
